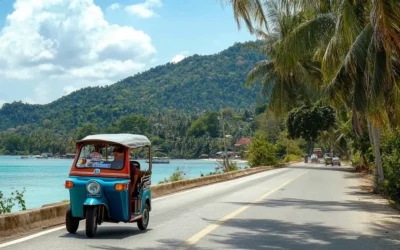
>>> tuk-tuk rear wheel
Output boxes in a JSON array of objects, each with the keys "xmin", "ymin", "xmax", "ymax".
[
  {"xmin": 66, "ymin": 208, "xmax": 79, "ymax": 234},
  {"xmin": 137, "ymin": 204, "xmax": 150, "ymax": 230},
  {"xmin": 85, "ymin": 206, "xmax": 98, "ymax": 238}
]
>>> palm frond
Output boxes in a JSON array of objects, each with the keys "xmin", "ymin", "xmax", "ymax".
[
  {"xmin": 223, "ymin": 0, "xmax": 268, "ymax": 33},
  {"xmin": 322, "ymin": 0, "xmax": 367, "ymax": 82},
  {"xmin": 326, "ymin": 23, "xmax": 373, "ymax": 111},
  {"xmin": 371, "ymin": 0, "xmax": 400, "ymax": 57},
  {"xmin": 260, "ymin": 70, "xmax": 277, "ymax": 96},
  {"xmin": 279, "ymin": 13, "xmax": 336, "ymax": 65},
  {"xmin": 245, "ymin": 60, "xmax": 274, "ymax": 87}
]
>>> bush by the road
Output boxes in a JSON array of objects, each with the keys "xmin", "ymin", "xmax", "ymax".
[
  {"xmin": 0, "ymin": 188, "xmax": 26, "ymax": 214},
  {"xmin": 380, "ymin": 132, "xmax": 400, "ymax": 201},
  {"xmin": 283, "ymin": 154, "xmax": 301, "ymax": 163},
  {"xmin": 248, "ymin": 132, "xmax": 277, "ymax": 167},
  {"xmin": 158, "ymin": 167, "xmax": 187, "ymax": 184}
]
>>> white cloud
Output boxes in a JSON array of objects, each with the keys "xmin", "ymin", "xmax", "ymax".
[
  {"xmin": 125, "ymin": 0, "xmax": 162, "ymax": 18},
  {"xmin": 22, "ymin": 97, "xmax": 37, "ymax": 105},
  {"xmin": 171, "ymin": 54, "xmax": 185, "ymax": 64},
  {"xmin": 0, "ymin": 0, "xmax": 157, "ymax": 104},
  {"xmin": 34, "ymin": 83, "xmax": 51, "ymax": 104},
  {"xmin": 108, "ymin": 3, "xmax": 120, "ymax": 10},
  {"xmin": 63, "ymin": 85, "xmax": 78, "ymax": 95}
]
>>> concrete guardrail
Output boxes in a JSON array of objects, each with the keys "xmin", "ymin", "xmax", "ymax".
[{"xmin": 0, "ymin": 162, "xmax": 297, "ymax": 240}]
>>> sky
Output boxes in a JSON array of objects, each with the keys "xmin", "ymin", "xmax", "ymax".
[{"xmin": 0, "ymin": 0, "xmax": 256, "ymax": 106}]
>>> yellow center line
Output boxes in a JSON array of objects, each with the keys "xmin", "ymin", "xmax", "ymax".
[{"xmin": 185, "ymin": 170, "xmax": 309, "ymax": 245}]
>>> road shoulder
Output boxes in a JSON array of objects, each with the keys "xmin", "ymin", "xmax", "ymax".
[{"xmin": 356, "ymin": 172, "xmax": 400, "ymax": 242}]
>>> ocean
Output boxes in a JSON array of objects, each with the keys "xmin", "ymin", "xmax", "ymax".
[{"xmin": 0, "ymin": 155, "xmax": 248, "ymax": 211}]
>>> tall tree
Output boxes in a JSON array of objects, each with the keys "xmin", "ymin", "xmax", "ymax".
[{"xmin": 245, "ymin": 0, "xmax": 324, "ymax": 117}]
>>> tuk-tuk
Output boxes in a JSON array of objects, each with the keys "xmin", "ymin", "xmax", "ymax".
[
  {"xmin": 324, "ymin": 156, "xmax": 332, "ymax": 166},
  {"xmin": 65, "ymin": 134, "xmax": 152, "ymax": 238},
  {"xmin": 332, "ymin": 157, "xmax": 341, "ymax": 166}
]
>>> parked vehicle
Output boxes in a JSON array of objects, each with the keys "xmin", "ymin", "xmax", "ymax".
[
  {"xmin": 65, "ymin": 134, "xmax": 152, "ymax": 238},
  {"xmin": 310, "ymin": 154, "xmax": 319, "ymax": 163},
  {"xmin": 332, "ymin": 157, "xmax": 341, "ymax": 166},
  {"xmin": 324, "ymin": 156, "xmax": 332, "ymax": 166},
  {"xmin": 312, "ymin": 148, "xmax": 323, "ymax": 158}
]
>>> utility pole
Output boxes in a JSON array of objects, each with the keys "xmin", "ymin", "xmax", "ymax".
[
  {"xmin": 219, "ymin": 110, "xmax": 228, "ymax": 171},
  {"xmin": 222, "ymin": 114, "xmax": 228, "ymax": 170}
]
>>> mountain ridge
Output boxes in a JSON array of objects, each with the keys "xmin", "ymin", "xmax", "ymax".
[{"xmin": 0, "ymin": 40, "xmax": 266, "ymax": 131}]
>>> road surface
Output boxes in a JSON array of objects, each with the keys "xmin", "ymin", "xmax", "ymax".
[{"xmin": 1, "ymin": 162, "xmax": 400, "ymax": 249}]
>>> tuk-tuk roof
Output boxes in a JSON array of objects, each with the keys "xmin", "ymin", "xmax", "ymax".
[{"xmin": 77, "ymin": 134, "xmax": 151, "ymax": 148}]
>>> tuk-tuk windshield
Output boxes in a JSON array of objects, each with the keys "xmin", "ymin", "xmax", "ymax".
[{"xmin": 75, "ymin": 143, "xmax": 125, "ymax": 170}]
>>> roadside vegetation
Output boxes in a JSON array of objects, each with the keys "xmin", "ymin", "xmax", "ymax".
[
  {"xmin": 158, "ymin": 167, "xmax": 187, "ymax": 184},
  {"xmin": 223, "ymin": 0, "xmax": 400, "ymax": 201},
  {"xmin": 0, "ymin": 188, "xmax": 26, "ymax": 214}
]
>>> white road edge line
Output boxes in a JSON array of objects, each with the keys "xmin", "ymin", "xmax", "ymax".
[{"xmin": 0, "ymin": 226, "xmax": 64, "ymax": 249}]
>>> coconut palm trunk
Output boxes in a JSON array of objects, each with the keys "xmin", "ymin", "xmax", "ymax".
[{"xmin": 368, "ymin": 120, "xmax": 384, "ymax": 191}]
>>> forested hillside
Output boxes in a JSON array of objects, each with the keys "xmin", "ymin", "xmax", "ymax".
[{"xmin": 0, "ymin": 41, "xmax": 266, "ymax": 131}]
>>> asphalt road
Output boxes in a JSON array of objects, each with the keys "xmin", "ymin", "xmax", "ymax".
[{"xmin": 1, "ymin": 162, "xmax": 400, "ymax": 250}]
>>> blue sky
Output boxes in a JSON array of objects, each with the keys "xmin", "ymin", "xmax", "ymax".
[{"xmin": 0, "ymin": 0, "xmax": 255, "ymax": 105}]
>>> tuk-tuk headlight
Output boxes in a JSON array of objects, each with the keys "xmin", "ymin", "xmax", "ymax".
[{"xmin": 86, "ymin": 181, "xmax": 100, "ymax": 195}]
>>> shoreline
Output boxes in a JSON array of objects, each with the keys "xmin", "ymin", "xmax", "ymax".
[{"xmin": 200, "ymin": 158, "xmax": 248, "ymax": 163}]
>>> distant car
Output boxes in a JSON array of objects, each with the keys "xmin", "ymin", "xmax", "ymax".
[
  {"xmin": 313, "ymin": 148, "xmax": 323, "ymax": 158},
  {"xmin": 332, "ymin": 157, "xmax": 341, "ymax": 166},
  {"xmin": 310, "ymin": 154, "xmax": 318, "ymax": 163},
  {"xmin": 323, "ymin": 153, "xmax": 331, "ymax": 159}
]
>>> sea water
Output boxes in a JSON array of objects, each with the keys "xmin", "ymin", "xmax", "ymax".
[{"xmin": 0, "ymin": 155, "xmax": 248, "ymax": 211}]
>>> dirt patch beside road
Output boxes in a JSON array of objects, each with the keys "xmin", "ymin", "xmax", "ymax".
[{"xmin": 357, "ymin": 173, "xmax": 400, "ymax": 243}]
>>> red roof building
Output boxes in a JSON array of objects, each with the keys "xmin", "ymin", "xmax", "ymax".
[{"xmin": 234, "ymin": 138, "xmax": 252, "ymax": 147}]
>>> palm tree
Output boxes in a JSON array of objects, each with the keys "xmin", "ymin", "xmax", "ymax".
[
  {"xmin": 245, "ymin": 0, "xmax": 323, "ymax": 117},
  {"xmin": 221, "ymin": 0, "xmax": 268, "ymax": 33},
  {"xmin": 225, "ymin": 0, "xmax": 400, "ymax": 191}
]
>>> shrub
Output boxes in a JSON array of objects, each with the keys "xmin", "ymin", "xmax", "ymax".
[
  {"xmin": 380, "ymin": 131, "xmax": 400, "ymax": 201},
  {"xmin": 158, "ymin": 167, "xmax": 187, "ymax": 184},
  {"xmin": 248, "ymin": 132, "xmax": 277, "ymax": 167},
  {"xmin": 215, "ymin": 159, "xmax": 239, "ymax": 173},
  {"xmin": 0, "ymin": 188, "xmax": 26, "ymax": 214},
  {"xmin": 283, "ymin": 154, "xmax": 301, "ymax": 163}
]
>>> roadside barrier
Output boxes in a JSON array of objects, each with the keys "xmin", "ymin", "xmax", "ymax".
[{"xmin": 0, "ymin": 162, "xmax": 296, "ymax": 240}]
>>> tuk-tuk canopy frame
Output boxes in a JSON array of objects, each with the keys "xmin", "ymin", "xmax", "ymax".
[{"xmin": 77, "ymin": 134, "xmax": 151, "ymax": 149}]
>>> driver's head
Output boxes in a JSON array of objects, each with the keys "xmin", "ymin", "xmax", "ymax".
[{"xmin": 113, "ymin": 145, "xmax": 124, "ymax": 155}]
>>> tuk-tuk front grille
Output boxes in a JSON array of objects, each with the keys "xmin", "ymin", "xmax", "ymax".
[{"xmin": 87, "ymin": 194, "xmax": 101, "ymax": 198}]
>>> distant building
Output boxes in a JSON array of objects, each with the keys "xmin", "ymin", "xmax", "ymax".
[{"xmin": 234, "ymin": 138, "xmax": 252, "ymax": 147}]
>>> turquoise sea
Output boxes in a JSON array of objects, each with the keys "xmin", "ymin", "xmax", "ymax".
[{"xmin": 0, "ymin": 155, "xmax": 248, "ymax": 211}]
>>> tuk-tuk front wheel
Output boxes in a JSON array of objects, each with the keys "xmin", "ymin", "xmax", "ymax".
[
  {"xmin": 66, "ymin": 207, "xmax": 79, "ymax": 234},
  {"xmin": 85, "ymin": 206, "xmax": 98, "ymax": 238},
  {"xmin": 137, "ymin": 204, "xmax": 150, "ymax": 230}
]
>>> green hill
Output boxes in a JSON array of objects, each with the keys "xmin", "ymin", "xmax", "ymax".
[{"xmin": 0, "ymin": 41, "xmax": 266, "ymax": 131}]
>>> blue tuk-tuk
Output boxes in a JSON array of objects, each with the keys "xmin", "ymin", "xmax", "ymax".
[{"xmin": 65, "ymin": 134, "xmax": 152, "ymax": 238}]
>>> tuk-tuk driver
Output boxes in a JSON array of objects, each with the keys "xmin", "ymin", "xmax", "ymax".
[{"xmin": 111, "ymin": 145, "xmax": 125, "ymax": 169}]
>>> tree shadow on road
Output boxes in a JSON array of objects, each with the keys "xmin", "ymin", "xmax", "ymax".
[
  {"xmin": 228, "ymin": 198, "xmax": 399, "ymax": 215},
  {"xmin": 92, "ymin": 218, "xmax": 400, "ymax": 250},
  {"xmin": 292, "ymin": 165, "xmax": 355, "ymax": 173},
  {"xmin": 204, "ymin": 218, "xmax": 400, "ymax": 250}
]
